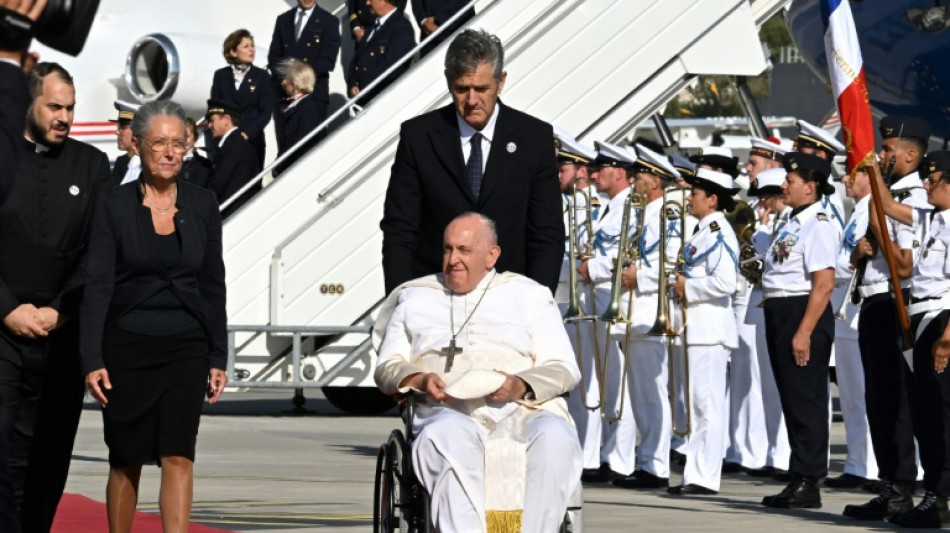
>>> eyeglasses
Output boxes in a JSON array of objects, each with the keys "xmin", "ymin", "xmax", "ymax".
[{"xmin": 144, "ymin": 138, "xmax": 187, "ymax": 154}]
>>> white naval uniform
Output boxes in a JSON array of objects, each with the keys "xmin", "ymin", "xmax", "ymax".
[
  {"xmin": 623, "ymin": 194, "xmax": 695, "ymax": 478},
  {"xmin": 680, "ymin": 211, "xmax": 739, "ymax": 491},
  {"xmin": 558, "ymin": 190, "xmax": 604, "ymax": 471},
  {"xmin": 374, "ymin": 272, "xmax": 582, "ymax": 533},
  {"xmin": 742, "ymin": 208, "xmax": 792, "ymax": 470},
  {"xmin": 910, "ymin": 207, "xmax": 950, "ymax": 302},
  {"xmin": 585, "ymin": 187, "xmax": 637, "ymax": 475},
  {"xmin": 831, "ymin": 195, "xmax": 878, "ymax": 479}
]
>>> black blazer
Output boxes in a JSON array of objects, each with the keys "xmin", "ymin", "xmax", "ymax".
[
  {"xmin": 79, "ymin": 180, "xmax": 226, "ymax": 374},
  {"xmin": 346, "ymin": 0, "xmax": 408, "ymax": 34},
  {"xmin": 210, "ymin": 65, "xmax": 274, "ymax": 145},
  {"xmin": 0, "ymin": 62, "xmax": 29, "ymax": 204},
  {"xmin": 111, "ymin": 154, "xmax": 130, "ymax": 186},
  {"xmin": 267, "ymin": 5, "xmax": 341, "ymax": 102},
  {"xmin": 347, "ymin": 12, "xmax": 415, "ymax": 100},
  {"xmin": 276, "ymin": 95, "xmax": 321, "ymax": 156},
  {"xmin": 208, "ymin": 130, "xmax": 261, "ymax": 205},
  {"xmin": 180, "ymin": 153, "xmax": 212, "ymax": 189},
  {"xmin": 380, "ymin": 102, "xmax": 564, "ymax": 295}
]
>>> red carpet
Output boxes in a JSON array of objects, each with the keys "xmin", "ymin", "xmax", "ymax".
[{"xmin": 52, "ymin": 493, "xmax": 231, "ymax": 533}]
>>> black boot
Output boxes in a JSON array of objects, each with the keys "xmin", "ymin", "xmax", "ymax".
[
  {"xmin": 762, "ymin": 475, "xmax": 822, "ymax": 509},
  {"xmin": 843, "ymin": 480, "xmax": 893, "ymax": 520},
  {"xmin": 889, "ymin": 491, "xmax": 950, "ymax": 528}
]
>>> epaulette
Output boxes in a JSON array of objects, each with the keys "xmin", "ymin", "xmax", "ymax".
[
  {"xmin": 898, "ymin": 191, "xmax": 911, "ymax": 202},
  {"xmin": 665, "ymin": 207, "xmax": 679, "ymax": 218},
  {"xmin": 709, "ymin": 221, "xmax": 720, "ymax": 232},
  {"xmin": 590, "ymin": 195, "xmax": 601, "ymax": 206},
  {"xmin": 816, "ymin": 212, "xmax": 829, "ymax": 222}
]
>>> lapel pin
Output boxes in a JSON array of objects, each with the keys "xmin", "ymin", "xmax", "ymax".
[
  {"xmin": 507, "ymin": 142, "xmax": 517, "ymax": 153},
  {"xmin": 250, "ymin": 85, "xmax": 256, "ymax": 93},
  {"xmin": 69, "ymin": 185, "xmax": 80, "ymax": 196}
]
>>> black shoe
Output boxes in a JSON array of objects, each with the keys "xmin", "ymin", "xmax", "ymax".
[
  {"xmin": 889, "ymin": 491, "xmax": 950, "ymax": 528},
  {"xmin": 722, "ymin": 461, "xmax": 746, "ymax": 474},
  {"xmin": 746, "ymin": 466, "xmax": 775, "ymax": 478},
  {"xmin": 843, "ymin": 480, "xmax": 915, "ymax": 520},
  {"xmin": 581, "ymin": 463, "xmax": 625, "ymax": 483},
  {"xmin": 772, "ymin": 469, "xmax": 793, "ymax": 482},
  {"xmin": 824, "ymin": 473, "xmax": 869, "ymax": 489},
  {"xmin": 862, "ymin": 479, "xmax": 885, "ymax": 494},
  {"xmin": 613, "ymin": 469, "xmax": 669, "ymax": 489},
  {"xmin": 668, "ymin": 483, "xmax": 718, "ymax": 496},
  {"xmin": 762, "ymin": 475, "xmax": 822, "ymax": 509}
]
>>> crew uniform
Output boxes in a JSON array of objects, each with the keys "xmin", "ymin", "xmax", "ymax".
[
  {"xmin": 552, "ymin": 130, "xmax": 604, "ymax": 476},
  {"xmin": 581, "ymin": 141, "xmax": 638, "ymax": 480},
  {"xmin": 796, "ymin": 118, "xmax": 876, "ymax": 487},
  {"xmin": 347, "ymin": 6, "xmax": 416, "ymax": 103},
  {"xmin": 206, "ymin": 99, "xmax": 262, "ymax": 217},
  {"xmin": 109, "ymin": 100, "xmax": 141, "ymax": 187},
  {"xmin": 760, "ymin": 153, "xmax": 838, "ymax": 508},
  {"xmin": 669, "ymin": 168, "xmax": 740, "ymax": 494},
  {"xmin": 614, "ymin": 143, "xmax": 697, "ymax": 489},
  {"xmin": 887, "ymin": 151, "xmax": 950, "ymax": 528}
]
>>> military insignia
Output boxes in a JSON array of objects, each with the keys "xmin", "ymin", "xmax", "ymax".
[
  {"xmin": 924, "ymin": 237, "xmax": 936, "ymax": 258},
  {"xmin": 790, "ymin": 161, "xmax": 799, "ymax": 170},
  {"xmin": 687, "ymin": 245, "xmax": 697, "ymax": 258},
  {"xmin": 816, "ymin": 212, "xmax": 828, "ymax": 222},
  {"xmin": 772, "ymin": 235, "xmax": 798, "ymax": 263},
  {"xmin": 914, "ymin": 240, "xmax": 920, "ymax": 248},
  {"xmin": 898, "ymin": 191, "xmax": 911, "ymax": 201},
  {"xmin": 750, "ymin": 178, "xmax": 758, "ymax": 189},
  {"xmin": 249, "ymin": 85, "xmax": 256, "ymax": 93},
  {"xmin": 710, "ymin": 221, "xmax": 720, "ymax": 232},
  {"xmin": 68, "ymin": 185, "xmax": 80, "ymax": 196},
  {"xmin": 380, "ymin": 46, "xmax": 386, "ymax": 54},
  {"xmin": 665, "ymin": 207, "xmax": 678, "ymax": 217},
  {"xmin": 507, "ymin": 142, "xmax": 517, "ymax": 153}
]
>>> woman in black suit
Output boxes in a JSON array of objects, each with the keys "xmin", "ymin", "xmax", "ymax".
[
  {"xmin": 274, "ymin": 58, "xmax": 321, "ymax": 176},
  {"xmin": 81, "ymin": 100, "xmax": 228, "ymax": 532},
  {"xmin": 210, "ymin": 29, "xmax": 274, "ymax": 169}
]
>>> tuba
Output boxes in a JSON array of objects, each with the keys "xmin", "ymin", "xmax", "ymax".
[
  {"xmin": 724, "ymin": 201, "xmax": 762, "ymax": 285},
  {"xmin": 646, "ymin": 188, "xmax": 692, "ymax": 437},
  {"xmin": 597, "ymin": 187, "xmax": 646, "ymax": 422}
]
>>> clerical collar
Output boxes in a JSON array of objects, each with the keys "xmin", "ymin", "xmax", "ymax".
[{"xmin": 24, "ymin": 136, "xmax": 50, "ymax": 154}]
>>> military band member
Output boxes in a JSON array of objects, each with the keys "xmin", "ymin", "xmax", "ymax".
[
  {"xmin": 576, "ymin": 141, "xmax": 638, "ymax": 482},
  {"xmin": 666, "ymin": 168, "xmax": 740, "ymax": 495},
  {"xmin": 869, "ymin": 150, "xmax": 950, "ymax": 528},
  {"xmin": 794, "ymin": 118, "xmax": 876, "ymax": 488},
  {"xmin": 744, "ymin": 137, "xmax": 786, "ymax": 211},
  {"xmin": 612, "ymin": 143, "xmax": 696, "ymax": 489},
  {"xmin": 759, "ymin": 152, "xmax": 838, "ymax": 509},
  {"xmin": 841, "ymin": 162, "xmax": 919, "ymax": 520},
  {"xmin": 553, "ymin": 129, "xmax": 603, "ymax": 477},
  {"xmin": 110, "ymin": 100, "xmax": 141, "ymax": 186},
  {"xmin": 689, "ymin": 146, "xmax": 740, "ymax": 179}
]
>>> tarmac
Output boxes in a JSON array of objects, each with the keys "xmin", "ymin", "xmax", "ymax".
[{"xmin": 63, "ymin": 389, "xmax": 936, "ymax": 532}]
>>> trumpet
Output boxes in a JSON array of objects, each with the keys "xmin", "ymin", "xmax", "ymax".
[
  {"xmin": 646, "ymin": 188, "xmax": 691, "ymax": 437},
  {"xmin": 564, "ymin": 182, "xmax": 601, "ymax": 411},
  {"xmin": 598, "ymin": 188, "xmax": 646, "ymax": 423}
]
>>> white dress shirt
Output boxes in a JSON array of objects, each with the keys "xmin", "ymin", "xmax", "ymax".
[
  {"xmin": 762, "ymin": 202, "xmax": 838, "ymax": 294},
  {"xmin": 295, "ymin": 5, "xmax": 314, "ymax": 40},
  {"xmin": 457, "ymin": 104, "xmax": 500, "ymax": 176},
  {"xmin": 911, "ymin": 208, "xmax": 950, "ymax": 299}
]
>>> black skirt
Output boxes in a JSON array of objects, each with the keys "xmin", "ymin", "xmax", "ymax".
[{"xmin": 101, "ymin": 327, "xmax": 209, "ymax": 467}]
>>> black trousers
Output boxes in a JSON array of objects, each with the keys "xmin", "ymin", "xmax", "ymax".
[
  {"xmin": 858, "ymin": 293, "xmax": 917, "ymax": 482},
  {"xmin": 908, "ymin": 309, "xmax": 950, "ymax": 496},
  {"xmin": 763, "ymin": 295, "xmax": 834, "ymax": 478},
  {"xmin": 0, "ymin": 389, "xmax": 19, "ymax": 532},
  {"xmin": 0, "ymin": 325, "xmax": 84, "ymax": 533}
]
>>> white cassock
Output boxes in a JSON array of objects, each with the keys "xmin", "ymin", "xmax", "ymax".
[
  {"xmin": 374, "ymin": 271, "xmax": 582, "ymax": 533},
  {"xmin": 680, "ymin": 211, "xmax": 739, "ymax": 491}
]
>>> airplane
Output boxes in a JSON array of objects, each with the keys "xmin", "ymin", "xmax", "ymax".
[{"xmin": 787, "ymin": 0, "xmax": 950, "ymax": 141}]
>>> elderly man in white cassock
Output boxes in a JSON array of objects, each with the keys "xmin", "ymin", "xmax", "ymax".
[{"xmin": 374, "ymin": 212, "xmax": 582, "ymax": 533}]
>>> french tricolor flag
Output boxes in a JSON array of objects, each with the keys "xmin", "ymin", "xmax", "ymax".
[{"xmin": 821, "ymin": 0, "xmax": 875, "ymax": 172}]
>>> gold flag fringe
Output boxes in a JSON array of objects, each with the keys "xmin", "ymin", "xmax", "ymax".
[{"xmin": 486, "ymin": 509, "xmax": 522, "ymax": 533}]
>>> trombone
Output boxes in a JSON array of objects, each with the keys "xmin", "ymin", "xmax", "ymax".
[
  {"xmin": 598, "ymin": 188, "xmax": 646, "ymax": 423},
  {"xmin": 646, "ymin": 188, "xmax": 692, "ymax": 437},
  {"xmin": 564, "ymin": 181, "xmax": 601, "ymax": 411}
]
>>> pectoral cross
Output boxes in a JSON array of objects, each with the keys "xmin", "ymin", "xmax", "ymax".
[{"xmin": 440, "ymin": 338, "xmax": 463, "ymax": 372}]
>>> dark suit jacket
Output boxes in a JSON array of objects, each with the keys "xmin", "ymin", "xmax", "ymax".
[
  {"xmin": 0, "ymin": 62, "xmax": 28, "ymax": 204},
  {"xmin": 410, "ymin": 0, "xmax": 474, "ymax": 52},
  {"xmin": 210, "ymin": 65, "xmax": 275, "ymax": 145},
  {"xmin": 180, "ymin": 153, "xmax": 212, "ymax": 188},
  {"xmin": 79, "ymin": 180, "xmax": 226, "ymax": 374},
  {"xmin": 0, "ymin": 138, "xmax": 111, "ymax": 319},
  {"xmin": 348, "ymin": 11, "xmax": 415, "ymax": 101},
  {"xmin": 111, "ymin": 153, "xmax": 130, "ymax": 186},
  {"xmin": 277, "ymin": 94, "xmax": 321, "ymax": 156},
  {"xmin": 267, "ymin": 5, "xmax": 341, "ymax": 103},
  {"xmin": 346, "ymin": 0, "xmax": 408, "ymax": 34},
  {"xmin": 381, "ymin": 102, "xmax": 564, "ymax": 294},
  {"xmin": 208, "ymin": 130, "xmax": 261, "ymax": 206}
]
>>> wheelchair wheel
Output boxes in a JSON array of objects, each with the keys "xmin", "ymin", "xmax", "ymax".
[{"xmin": 374, "ymin": 430, "xmax": 416, "ymax": 532}]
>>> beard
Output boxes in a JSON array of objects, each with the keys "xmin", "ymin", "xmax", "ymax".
[{"xmin": 27, "ymin": 110, "xmax": 70, "ymax": 147}]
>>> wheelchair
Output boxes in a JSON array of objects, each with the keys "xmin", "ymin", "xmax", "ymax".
[{"xmin": 373, "ymin": 394, "xmax": 583, "ymax": 532}]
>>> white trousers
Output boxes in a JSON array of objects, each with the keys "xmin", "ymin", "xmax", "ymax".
[
  {"xmin": 833, "ymin": 328, "xmax": 878, "ymax": 478},
  {"xmin": 563, "ymin": 312, "xmax": 604, "ymax": 470},
  {"xmin": 683, "ymin": 345, "xmax": 729, "ymax": 490},
  {"xmin": 754, "ymin": 309, "xmax": 791, "ymax": 469},
  {"xmin": 725, "ymin": 295, "xmax": 767, "ymax": 468},
  {"xmin": 413, "ymin": 407, "xmax": 582, "ymax": 533},
  {"xmin": 628, "ymin": 338, "xmax": 674, "ymax": 477}
]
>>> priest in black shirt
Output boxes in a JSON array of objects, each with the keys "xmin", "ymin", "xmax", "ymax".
[{"xmin": 0, "ymin": 62, "xmax": 110, "ymax": 532}]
